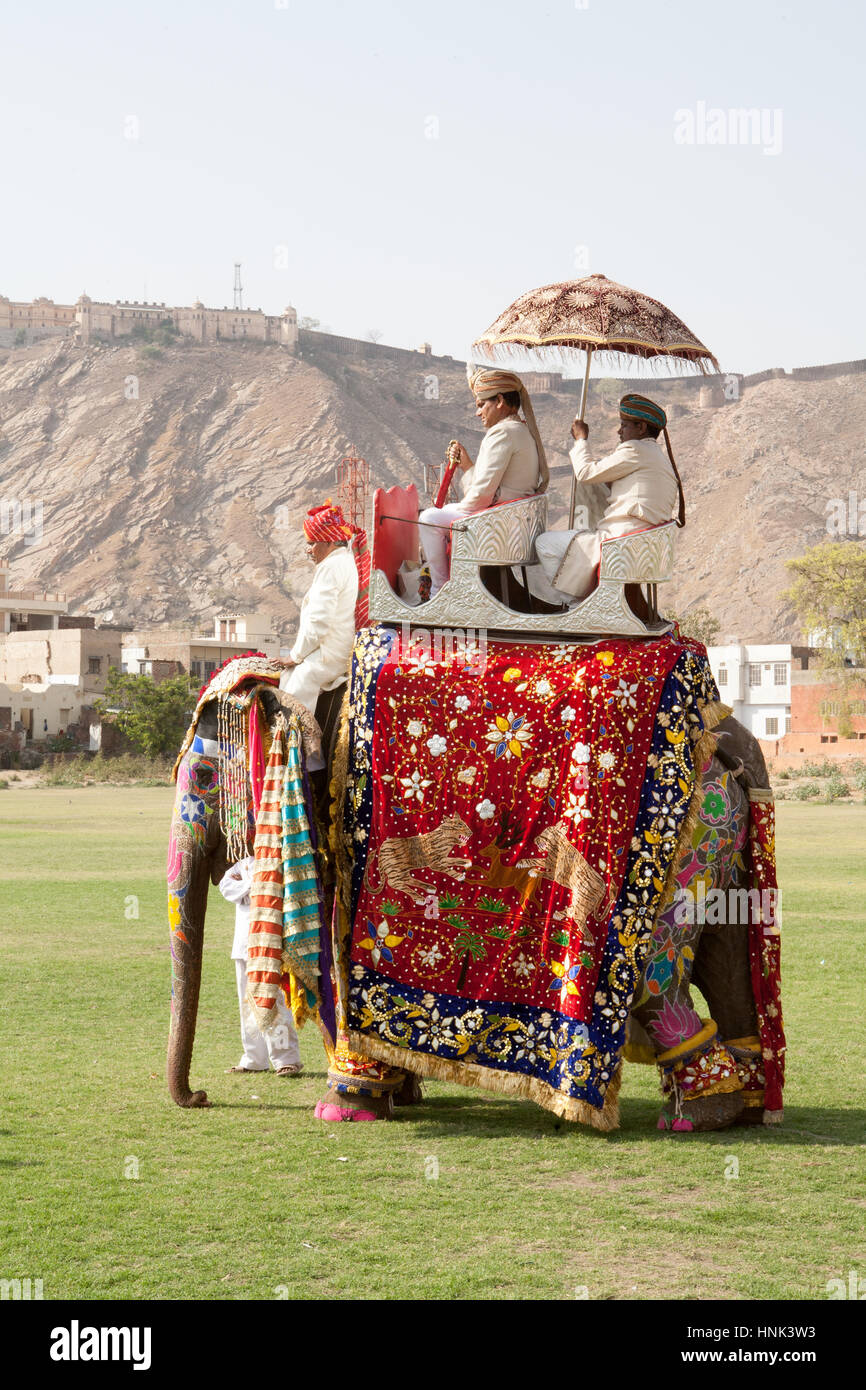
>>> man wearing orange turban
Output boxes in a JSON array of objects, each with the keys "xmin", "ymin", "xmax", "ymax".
[
  {"xmin": 278, "ymin": 502, "xmax": 370, "ymax": 756},
  {"xmin": 417, "ymin": 368, "xmax": 548, "ymax": 596}
]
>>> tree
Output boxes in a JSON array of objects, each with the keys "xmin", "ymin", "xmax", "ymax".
[
  {"xmin": 786, "ymin": 540, "xmax": 866, "ymax": 673},
  {"xmin": 298, "ymin": 316, "xmax": 320, "ymax": 331},
  {"xmin": 664, "ymin": 605, "xmax": 720, "ymax": 647},
  {"xmin": 95, "ymin": 668, "xmax": 198, "ymax": 758},
  {"xmin": 366, "ymin": 328, "xmax": 384, "ymax": 344}
]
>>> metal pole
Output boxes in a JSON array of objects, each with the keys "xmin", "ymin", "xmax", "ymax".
[{"xmin": 568, "ymin": 347, "xmax": 593, "ymax": 528}]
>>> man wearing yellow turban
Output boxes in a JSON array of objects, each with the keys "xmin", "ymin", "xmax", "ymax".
[
  {"xmin": 418, "ymin": 368, "xmax": 548, "ymax": 596},
  {"xmin": 533, "ymin": 393, "xmax": 682, "ymax": 603}
]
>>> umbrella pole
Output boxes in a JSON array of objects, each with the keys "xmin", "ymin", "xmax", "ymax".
[{"xmin": 568, "ymin": 347, "xmax": 593, "ymax": 528}]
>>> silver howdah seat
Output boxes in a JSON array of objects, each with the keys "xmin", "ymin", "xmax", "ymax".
[{"xmin": 368, "ymin": 487, "xmax": 676, "ymax": 639}]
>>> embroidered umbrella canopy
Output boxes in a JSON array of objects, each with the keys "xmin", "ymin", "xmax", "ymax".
[
  {"xmin": 471, "ymin": 273, "xmax": 719, "ymax": 377},
  {"xmin": 471, "ymin": 273, "xmax": 719, "ymax": 524}
]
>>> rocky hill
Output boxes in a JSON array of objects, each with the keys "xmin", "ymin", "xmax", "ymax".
[{"xmin": 0, "ymin": 336, "xmax": 862, "ymax": 641}]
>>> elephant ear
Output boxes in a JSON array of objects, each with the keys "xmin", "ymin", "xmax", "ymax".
[{"xmin": 259, "ymin": 685, "xmax": 323, "ymax": 766}]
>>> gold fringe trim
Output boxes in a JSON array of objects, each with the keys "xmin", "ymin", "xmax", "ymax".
[
  {"xmin": 623, "ymin": 1040, "xmax": 656, "ymax": 1065},
  {"xmin": 763, "ymin": 1108, "xmax": 784, "ymax": 1125},
  {"xmin": 346, "ymin": 1029, "xmax": 622, "ymax": 1130},
  {"xmin": 657, "ymin": 1017, "xmax": 717, "ymax": 1065},
  {"xmin": 727, "ymin": 1034, "xmax": 760, "ymax": 1050}
]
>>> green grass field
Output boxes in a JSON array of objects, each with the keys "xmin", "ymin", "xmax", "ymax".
[{"xmin": 1, "ymin": 787, "xmax": 864, "ymax": 1300}]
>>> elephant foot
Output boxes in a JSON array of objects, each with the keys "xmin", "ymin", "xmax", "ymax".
[
  {"xmin": 393, "ymin": 1073, "xmax": 424, "ymax": 1106},
  {"xmin": 658, "ymin": 1089, "xmax": 745, "ymax": 1133},
  {"xmin": 314, "ymin": 1091, "xmax": 394, "ymax": 1122},
  {"xmin": 733, "ymin": 1104, "xmax": 767, "ymax": 1126},
  {"xmin": 173, "ymin": 1087, "xmax": 212, "ymax": 1108}
]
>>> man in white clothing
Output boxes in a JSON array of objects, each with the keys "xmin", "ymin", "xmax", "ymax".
[
  {"xmin": 418, "ymin": 368, "xmax": 548, "ymax": 595},
  {"xmin": 277, "ymin": 500, "xmax": 368, "ymax": 766},
  {"xmin": 534, "ymin": 393, "xmax": 683, "ymax": 603},
  {"xmin": 219, "ymin": 856, "xmax": 304, "ymax": 1076}
]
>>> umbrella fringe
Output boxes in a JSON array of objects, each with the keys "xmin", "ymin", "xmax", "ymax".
[{"xmin": 468, "ymin": 342, "xmax": 721, "ymax": 379}]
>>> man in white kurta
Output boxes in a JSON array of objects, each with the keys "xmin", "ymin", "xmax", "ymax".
[
  {"xmin": 219, "ymin": 856, "xmax": 303, "ymax": 1075},
  {"xmin": 278, "ymin": 501, "xmax": 364, "ymax": 768},
  {"xmin": 534, "ymin": 393, "xmax": 681, "ymax": 602},
  {"xmin": 418, "ymin": 369, "xmax": 548, "ymax": 595},
  {"xmin": 280, "ymin": 544, "xmax": 358, "ymax": 714}
]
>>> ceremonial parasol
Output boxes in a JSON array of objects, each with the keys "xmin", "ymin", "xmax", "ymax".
[{"xmin": 471, "ymin": 274, "xmax": 720, "ymax": 524}]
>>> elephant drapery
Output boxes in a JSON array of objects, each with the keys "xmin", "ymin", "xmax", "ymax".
[
  {"xmin": 327, "ymin": 627, "xmax": 783, "ymax": 1128},
  {"xmin": 166, "ymin": 643, "xmax": 785, "ymax": 1130}
]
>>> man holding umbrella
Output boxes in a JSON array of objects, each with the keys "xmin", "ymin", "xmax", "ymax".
[{"xmin": 533, "ymin": 393, "xmax": 683, "ymax": 603}]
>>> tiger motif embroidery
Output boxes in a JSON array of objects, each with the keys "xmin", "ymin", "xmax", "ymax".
[
  {"xmin": 519, "ymin": 820, "xmax": 608, "ymax": 937},
  {"xmin": 364, "ymin": 815, "xmax": 472, "ymax": 901}
]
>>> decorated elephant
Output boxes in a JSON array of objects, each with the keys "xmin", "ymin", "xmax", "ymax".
[{"xmin": 166, "ymin": 638, "xmax": 784, "ymax": 1134}]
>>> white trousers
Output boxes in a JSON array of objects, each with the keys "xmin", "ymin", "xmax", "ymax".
[
  {"xmin": 234, "ymin": 959, "xmax": 302, "ymax": 1070},
  {"xmin": 417, "ymin": 503, "xmax": 468, "ymax": 595},
  {"xmin": 534, "ymin": 528, "xmax": 599, "ymax": 602}
]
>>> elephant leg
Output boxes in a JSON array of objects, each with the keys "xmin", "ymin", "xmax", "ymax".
[
  {"xmin": 314, "ymin": 1030, "xmax": 405, "ymax": 1122},
  {"xmin": 632, "ymin": 965, "xmax": 744, "ymax": 1133},
  {"xmin": 692, "ymin": 917, "xmax": 765, "ymax": 1125},
  {"xmin": 630, "ymin": 759, "xmax": 753, "ymax": 1132},
  {"xmin": 393, "ymin": 1072, "xmax": 424, "ymax": 1106}
]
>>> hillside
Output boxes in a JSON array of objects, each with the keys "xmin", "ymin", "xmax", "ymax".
[{"xmin": 0, "ymin": 336, "xmax": 862, "ymax": 640}]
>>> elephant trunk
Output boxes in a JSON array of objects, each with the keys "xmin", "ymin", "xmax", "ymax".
[{"xmin": 167, "ymin": 841, "xmax": 215, "ymax": 1108}]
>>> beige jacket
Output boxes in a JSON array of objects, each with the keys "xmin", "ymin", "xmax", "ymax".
[
  {"xmin": 570, "ymin": 436, "xmax": 678, "ymax": 532},
  {"xmin": 457, "ymin": 418, "xmax": 541, "ymax": 514}
]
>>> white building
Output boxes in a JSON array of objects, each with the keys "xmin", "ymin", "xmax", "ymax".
[{"xmin": 707, "ymin": 643, "xmax": 793, "ymax": 741}]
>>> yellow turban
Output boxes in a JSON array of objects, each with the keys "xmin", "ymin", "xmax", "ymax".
[{"xmin": 467, "ymin": 367, "xmax": 549, "ymax": 493}]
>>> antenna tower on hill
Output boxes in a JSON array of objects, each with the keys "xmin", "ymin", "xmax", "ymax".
[
  {"xmin": 233, "ymin": 263, "xmax": 243, "ymax": 311},
  {"xmin": 336, "ymin": 446, "xmax": 370, "ymax": 531}
]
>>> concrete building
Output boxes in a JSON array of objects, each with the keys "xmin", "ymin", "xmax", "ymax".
[
  {"xmin": 122, "ymin": 611, "xmax": 281, "ymax": 684},
  {"xmin": 0, "ymin": 293, "xmax": 299, "ymax": 351},
  {"xmin": 0, "ymin": 560, "xmax": 67, "ymax": 633},
  {"xmin": 0, "ymin": 559, "xmax": 124, "ymax": 745},
  {"xmin": 74, "ymin": 295, "xmax": 298, "ymax": 350},
  {"xmin": 0, "ymin": 296, "xmax": 76, "ymax": 346},
  {"xmin": 706, "ymin": 643, "xmax": 809, "ymax": 742}
]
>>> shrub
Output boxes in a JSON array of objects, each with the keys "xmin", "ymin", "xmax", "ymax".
[
  {"xmin": 774, "ymin": 767, "xmax": 791, "ymax": 780},
  {"xmin": 801, "ymin": 759, "xmax": 837, "ymax": 778},
  {"xmin": 0, "ymin": 778, "xmax": 8, "ymax": 790},
  {"xmin": 853, "ymin": 767, "xmax": 866, "ymax": 792},
  {"xmin": 825, "ymin": 775, "xmax": 851, "ymax": 801},
  {"xmin": 792, "ymin": 782, "xmax": 820, "ymax": 800}
]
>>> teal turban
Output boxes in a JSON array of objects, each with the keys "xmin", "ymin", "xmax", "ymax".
[{"xmin": 620, "ymin": 393, "xmax": 667, "ymax": 431}]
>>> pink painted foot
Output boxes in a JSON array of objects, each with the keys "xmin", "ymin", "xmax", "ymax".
[{"xmin": 314, "ymin": 1092, "xmax": 394, "ymax": 1121}]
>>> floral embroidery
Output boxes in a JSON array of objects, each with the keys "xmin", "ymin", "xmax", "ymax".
[{"xmin": 485, "ymin": 711, "xmax": 532, "ymax": 761}]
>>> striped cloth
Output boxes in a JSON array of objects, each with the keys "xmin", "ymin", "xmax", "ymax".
[{"xmin": 245, "ymin": 716, "xmax": 323, "ymax": 1030}]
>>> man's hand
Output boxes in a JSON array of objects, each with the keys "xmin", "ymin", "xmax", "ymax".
[
  {"xmin": 455, "ymin": 443, "xmax": 472, "ymax": 472},
  {"xmin": 274, "ymin": 657, "xmax": 297, "ymax": 669},
  {"xmin": 571, "ymin": 418, "xmax": 589, "ymax": 443}
]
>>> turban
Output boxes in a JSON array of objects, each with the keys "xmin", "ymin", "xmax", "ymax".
[
  {"xmin": 619, "ymin": 393, "xmax": 667, "ymax": 431},
  {"xmin": 467, "ymin": 367, "xmax": 549, "ymax": 493},
  {"xmin": 303, "ymin": 500, "xmax": 356, "ymax": 545},
  {"xmin": 302, "ymin": 499, "xmax": 371, "ymax": 628}
]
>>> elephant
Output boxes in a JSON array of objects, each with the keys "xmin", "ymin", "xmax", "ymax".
[{"xmin": 166, "ymin": 658, "xmax": 778, "ymax": 1134}]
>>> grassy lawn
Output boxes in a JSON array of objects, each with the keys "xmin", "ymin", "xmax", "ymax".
[{"xmin": 1, "ymin": 787, "xmax": 864, "ymax": 1301}]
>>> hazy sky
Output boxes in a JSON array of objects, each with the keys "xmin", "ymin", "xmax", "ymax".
[{"xmin": 1, "ymin": 0, "xmax": 862, "ymax": 373}]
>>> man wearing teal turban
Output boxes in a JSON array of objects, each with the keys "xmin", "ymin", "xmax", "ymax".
[{"xmin": 532, "ymin": 393, "xmax": 683, "ymax": 604}]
